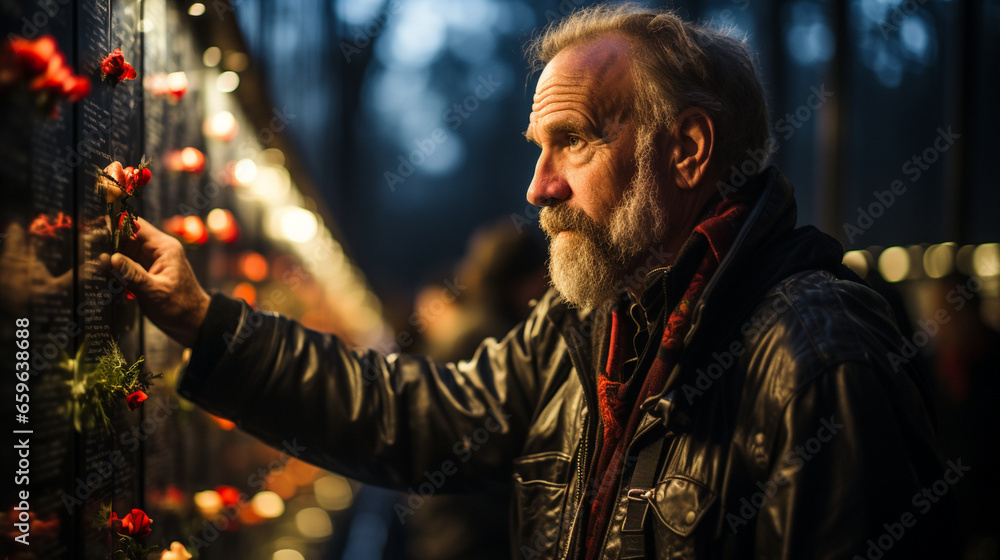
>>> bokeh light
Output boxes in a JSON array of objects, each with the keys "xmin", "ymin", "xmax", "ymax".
[
  {"xmin": 251, "ymin": 491, "xmax": 285, "ymax": 519},
  {"xmin": 878, "ymin": 246, "xmax": 910, "ymax": 283},
  {"xmin": 295, "ymin": 507, "xmax": 333, "ymax": 539},
  {"xmin": 217, "ymin": 71, "xmax": 240, "ymax": 93}
]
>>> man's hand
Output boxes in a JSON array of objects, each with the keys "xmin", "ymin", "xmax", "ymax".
[{"xmin": 112, "ymin": 217, "xmax": 211, "ymax": 347}]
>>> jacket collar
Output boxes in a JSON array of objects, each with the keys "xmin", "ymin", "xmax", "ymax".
[
  {"xmin": 637, "ymin": 166, "xmax": 846, "ymax": 409},
  {"xmin": 548, "ymin": 166, "xmax": 846, "ymax": 406}
]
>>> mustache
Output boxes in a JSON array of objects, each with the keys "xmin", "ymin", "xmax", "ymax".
[{"xmin": 539, "ymin": 204, "xmax": 600, "ymax": 238}]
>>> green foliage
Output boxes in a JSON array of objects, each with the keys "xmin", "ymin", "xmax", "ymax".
[{"xmin": 67, "ymin": 337, "xmax": 161, "ymax": 433}]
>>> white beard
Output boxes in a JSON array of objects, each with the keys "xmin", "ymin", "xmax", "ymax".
[{"xmin": 542, "ymin": 127, "xmax": 667, "ymax": 308}]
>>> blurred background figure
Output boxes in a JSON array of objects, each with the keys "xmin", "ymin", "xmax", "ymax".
[
  {"xmin": 922, "ymin": 275, "xmax": 1000, "ymax": 560},
  {"xmin": 402, "ymin": 220, "xmax": 547, "ymax": 560}
]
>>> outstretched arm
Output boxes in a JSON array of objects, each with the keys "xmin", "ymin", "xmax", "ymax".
[
  {"xmin": 113, "ymin": 218, "xmax": 557, "ymax": 491},
  {"xmin": 112, "ymin": 216, "xmax": 211, "ymax": 347}
]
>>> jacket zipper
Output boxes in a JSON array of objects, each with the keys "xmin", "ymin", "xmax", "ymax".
[
  {"xmin": 593, "ymin": 417, "xmax": 665, "ymax": 559},
  {"xmin": 563, "ymin": 340, "xmax": 599, "ymax": 560}
]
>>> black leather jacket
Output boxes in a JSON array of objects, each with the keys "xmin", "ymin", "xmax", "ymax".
[{"xmin": 179, "ymin": 168, "xmax": 956, "ymax": 559}]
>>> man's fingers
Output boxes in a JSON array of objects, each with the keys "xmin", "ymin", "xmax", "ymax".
[
  {"xmin": 133, "ymin": 216, "xmax": 176, "ymax": 245},
  {"xmin": 110, "ymin": 253, "xmax": 151, "ymax": 293},
  {"xmin": 118, "ymin": 216, "xmax": 173, "ymax": 268}
]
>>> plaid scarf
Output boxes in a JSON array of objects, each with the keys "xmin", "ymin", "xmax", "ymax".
[{"xmin": 583, "ymin": 186, "xmax": 760, "ymax": 556}]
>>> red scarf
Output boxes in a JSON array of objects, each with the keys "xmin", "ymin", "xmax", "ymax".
[{"xmin": 583, "ymin": 190, "xmax": 757, "ymax": 556}]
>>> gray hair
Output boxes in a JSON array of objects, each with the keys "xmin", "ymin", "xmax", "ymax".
[{"xmin": 527, "ymin": 3, "xmax": 771, "ymax": 175}]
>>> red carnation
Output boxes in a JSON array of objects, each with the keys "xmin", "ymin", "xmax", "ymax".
[
  {"xmin": 3, "ymin": 35, "xmax": 90, "ymax": 117},
  {"xmin": 108, "ymin": 511, "xmax": 123, "ymax": 534},
  {"xmin": 53, "ymin": 212, "xmax": 71, "ymax": 230},
  {"xmin": 123, "ymin": 165, "xmax": 151, "ymax": 194},
  {"xmin": 27, "ymin": 212, "xmax": 73, "ymax": 237},
  {"xmin": 114, "ymin": 508, "xmax": 152, "ymax": 538},
  {"xmin": 8, "ymin": 35, "xmax": 56, "ymax": 75},
  {"xmin": 101, "ymin": 48, "xmax": 137, "ymax": 84},
  {"xmin": 126, "ymin": 390, "xmax": 148, "ymax": 410},
  {"xmin": 63, "ymin": 75, "xmax": 91, "ymax": 102}
]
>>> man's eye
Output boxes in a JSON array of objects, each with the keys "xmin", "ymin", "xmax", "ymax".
[{"xmin": 568, "ymin": 136, "xmax": 582, "ymax": 149}]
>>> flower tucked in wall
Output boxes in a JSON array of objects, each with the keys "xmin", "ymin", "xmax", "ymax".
[
  {"xmin": 99, "ymin": 157, "xmax": 151, "ymax": 250},
  {"xmin": 100, "ymin": 48, "xmax": 137, "ymax": 84},
  {"xmin": 100, "ymin": 504, "xmax": 156, "ymax": 560},
  {"xmin": 28, "ymin": 212, "xmax": 72, "ymax": 237},
  {"xmin": 125, "ymin": 390, "xmax": 147, "ymax": 410},
  {"xmin": 0, "ymin": 35, "xmax": 90, "ymax": 117},
  {"xmin": 109, "ymin": 508, "xmax": 152, "ymax": 538},
  {"xmin": 66, "ymin": 338, "xmax": 162, "ymax": 433}
]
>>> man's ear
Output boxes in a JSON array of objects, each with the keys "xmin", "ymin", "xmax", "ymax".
[{"xmin": 668, "ymin": 107, "xmax": 715, "ymax": 190}]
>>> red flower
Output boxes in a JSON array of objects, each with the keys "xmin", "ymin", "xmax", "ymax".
[
  {"xmin": 117, "ymin": 211, "xmax": 140, "ymax": 241},
  {"xmin": 114, "ymin": 508, "xmax": 152, "ymax": 537},
  {"xmin": 53, "ymin": 212, "xmax": 71, "ymax": 230},
  {"xmin": 123, "ymin": 165, "xmax": 151, "ymax": 194},
  {"xmin": 63, "ymin": 75, "xmax": 91, "ymax": 102},
  {"xmin": 28, "ymin": 212, "xmax": 73, "ymax": 237},
  {"xmin": 28, "ymin": 213, "xmax": 54, "ymax": 237},
  {"xmin": 108, "ymin": 511, "xmax": 123, "ymax": 533},
  {"xmin": 3, "ymin": 35, "xmax": 90, "ymax": 117},
  {"xmin": 8, "ymin": 35, "xmax": 56, "ymax": 75},
  {"xmin": 101, "ymin": 48, "xmax": 137, "ymax": 83},
  {"xmin": 126, "ymin": 390, "xmax": 148, "ymax": 410}
]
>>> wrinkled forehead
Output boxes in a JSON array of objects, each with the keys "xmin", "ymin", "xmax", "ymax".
[{"xmin": 529, "ymin": 35, "xmax": 634, "ymax": 127}]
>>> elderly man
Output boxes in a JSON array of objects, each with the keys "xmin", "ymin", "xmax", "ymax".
[{"xmin": 114, "ymin": 5, "xmax": 956, "ymax": 559}]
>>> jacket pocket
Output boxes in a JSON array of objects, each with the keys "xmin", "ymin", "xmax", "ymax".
[
  {"xmin": 647, "ymin": 475, "xmax": 717, "ymax": 558},
  {"xmin": 511, "ymin": 451, "xmax": 572, "ymax": 560}
]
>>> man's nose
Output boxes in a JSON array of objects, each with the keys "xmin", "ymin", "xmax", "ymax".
[{"xmin": 526, "ymin": 153, "xmax": 570, "ymax": 207}]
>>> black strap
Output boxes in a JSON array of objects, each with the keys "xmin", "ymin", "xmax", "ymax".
[{"xmin": 620, "ymin": 436, "xmax": 664, "ymax": 559}]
